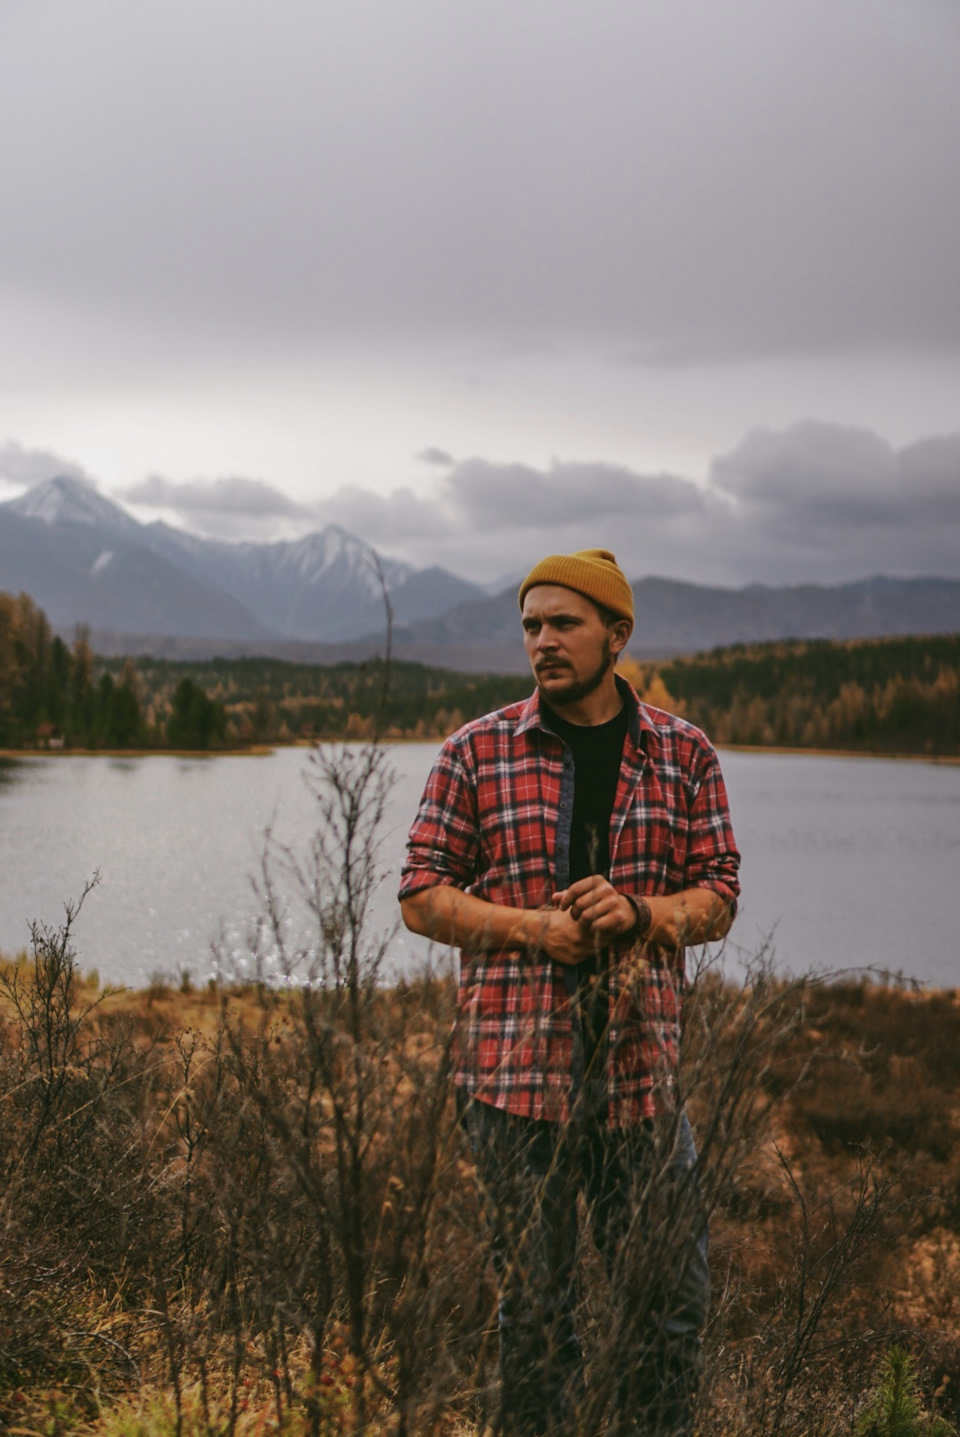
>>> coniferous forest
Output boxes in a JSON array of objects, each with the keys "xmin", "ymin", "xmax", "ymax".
[
  {"xmin": 1, "ymin": 589, "xmax": 958, "ymax": 755},
  {"xmin": 626, "ymin": 633, "xmax": 960, "ymax": 757}
]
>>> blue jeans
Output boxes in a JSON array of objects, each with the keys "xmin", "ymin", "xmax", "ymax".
[{"xmin": 464, "ymin": 1098, "xmax": 710, "ymax": 1437}]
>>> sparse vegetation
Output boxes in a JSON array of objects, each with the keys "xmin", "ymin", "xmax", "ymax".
[{"xmin": 2, "ymin": 886, "xmax": 959, "ymax": 1431}]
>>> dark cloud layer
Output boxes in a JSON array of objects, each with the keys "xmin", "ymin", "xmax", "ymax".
[
  {"xmin": 445, "ymin": 461, "xmax": 707, "ymax": 531},
  {"xmin": 120, "ymin": 474, "xmax": 312, "ymax": 519},
  {"xmin": 712, "ymin": 424, "xmax": 960, "ymax": 540},
  {"xmin": 118, "ymin": 473, "xmax": 316, "ymax": 538},
  {"xmin": 314, "ymin": 422, "xmax": 960, "ymax": 586}
]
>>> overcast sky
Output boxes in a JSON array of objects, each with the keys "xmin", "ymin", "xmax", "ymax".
[{"xmin": 1, "ymin": 0, "xmax": 958, "ymax": 586}]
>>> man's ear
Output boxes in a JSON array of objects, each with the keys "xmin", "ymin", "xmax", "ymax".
[{"xmin": 610, "ymin": 619, "xmax": 632, "ymax": 655}]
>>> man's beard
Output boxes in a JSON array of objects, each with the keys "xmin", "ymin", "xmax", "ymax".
[{"xmin": 536, "ymin": 636, "xmax": 613, "ymax": 709}]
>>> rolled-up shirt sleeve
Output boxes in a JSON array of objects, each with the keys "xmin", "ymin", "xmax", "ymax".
[
  {"xmin": 683, "ymin": 743, "xmax": 741, "ymax": 915},
  {"xmin": 399, "ymin": 739, "xmax": 480, "ymax": 900}
]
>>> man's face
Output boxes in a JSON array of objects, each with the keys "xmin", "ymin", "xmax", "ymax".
[{"xmin": 521, "ymin": 584, "xmax": 625, "ymax": 709}]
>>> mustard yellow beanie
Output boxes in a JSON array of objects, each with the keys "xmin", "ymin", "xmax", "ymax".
[{"xmin": 518, "ymin": 549, "xmax": 634, "ymax": 624}]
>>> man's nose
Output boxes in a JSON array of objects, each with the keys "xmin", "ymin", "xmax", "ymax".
[{"xmin": 536, "ymin": 626, "xmax": 558, "ymax": 650}]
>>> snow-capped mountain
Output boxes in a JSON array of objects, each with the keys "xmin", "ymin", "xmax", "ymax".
[
  {"xmin": 141, "ymin": 516, "xmax": 482, "ymax": 641},
  {"xmin": 0, "ymin": 477, "xmax": 484, "ymax": 644},
  {"xmin": 9, "ymin": 474, "xmax": 144, "ymax": 535},
  {"xmin": 144, "ymin": 523, "xmax": 408, "ymax": 640}
]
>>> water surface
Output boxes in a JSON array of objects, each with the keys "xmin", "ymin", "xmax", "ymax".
[{"xmin": 0, "ymin": 745, "xmax": 957, "ymax": 989}]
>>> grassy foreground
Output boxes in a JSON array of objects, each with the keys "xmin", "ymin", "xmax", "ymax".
[{"xmin": 1, "ymin": 932, "xmax": 959, "ymax": 1436}]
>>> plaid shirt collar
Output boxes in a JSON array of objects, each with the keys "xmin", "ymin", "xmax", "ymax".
[{"xmin": 514, "ymin": 672, "xmax": 653, "ymax": 757}]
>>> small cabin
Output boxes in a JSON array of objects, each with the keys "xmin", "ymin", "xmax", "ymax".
[{"xmin": 36, "ymin": 723, "xmax": 65, "ymax": 750}]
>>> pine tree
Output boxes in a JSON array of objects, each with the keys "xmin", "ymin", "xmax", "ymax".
[{"xmin": 856, "ymin": 1347, "xmax": 955, "ymax": 1437}]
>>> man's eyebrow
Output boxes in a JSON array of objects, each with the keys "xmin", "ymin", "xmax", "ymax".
[{"xmin": 523, "ymin": 611, "xmax": 583, "ymax": 626}]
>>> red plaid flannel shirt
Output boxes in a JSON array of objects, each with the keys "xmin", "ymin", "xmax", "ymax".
[{"xmin": 399, "ymin": 678, "xmax": 740, "ymax": 1124}]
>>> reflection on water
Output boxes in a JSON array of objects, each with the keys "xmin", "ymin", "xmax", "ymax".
[{"xmin": 0, "ymin": 744, "xmax": 957, "ymax": 989}]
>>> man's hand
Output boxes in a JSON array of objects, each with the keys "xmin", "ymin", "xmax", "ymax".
[
  {"xmin": 554, "ymin": 879, "xmax": 735, "ymax": 949},
  {"xmin": 552, "ymin": 875, "xmax": 638, "ymax": 942},
  {"xmin": 535, "ymin": 906, "xmax": 599, "ymax": 966}
]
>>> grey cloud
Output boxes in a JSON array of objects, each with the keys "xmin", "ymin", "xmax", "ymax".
[
  {"xmin": 6, "ymin": 419, "xmax": 955, "ymax": 588},
  {"xmin": 900, "ymin": 435, "xmax": 960, "ymax": 511},
  {"xmin": 445, "ymin": 460, "xmax": 707, "ymax": 531},
  {"xmin": 316, "ymin": 485, "xmax": 456, "ymax": 542},
  {"xmin": 317, "ymin": 460, "xmax": 706, "ymax": 551},
  {"xmin": 711, "ymin": 423, "xmax": 903, "ymax": 533},
  {"xmin": 712, "ymin": 422, "xmax": 960, "ymax": 542},
  {"xmin": 0, "ymin": 440, "xmax": 94, "ymax": 490},
  {"xmin": 120, "ymin": 474, "xmax": 313, "ymax": 520},
  {"xmin": 416, "ymin": 448, "xmax": 456, "ymax": 468},
  {"xmin": 712, "ymin": 424, "xmax": 898, "ymax": 503}
]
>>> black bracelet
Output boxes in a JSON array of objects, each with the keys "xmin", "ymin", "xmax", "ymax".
[{"xmin": 626, "ymin": 895, "xmax": 652, "ymax": 939}]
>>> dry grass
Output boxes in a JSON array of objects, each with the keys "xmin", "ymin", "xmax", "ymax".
[{"xmin": 2, "ymin": 949, "xmax": 959, "ymax": 1436}]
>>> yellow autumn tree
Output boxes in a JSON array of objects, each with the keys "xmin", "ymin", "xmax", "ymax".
[{"xmin": 618, "ymin": 656, "xmax": 684, "ymax": 715}]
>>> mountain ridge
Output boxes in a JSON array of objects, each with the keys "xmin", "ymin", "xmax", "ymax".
[{"xmin": 3, "ymin": 476, "xmax": 960, "ymax": 670}]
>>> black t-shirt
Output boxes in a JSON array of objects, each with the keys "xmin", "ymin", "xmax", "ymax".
[
  {"xmin": 545, "ymin": 704, "xmax": 629, "ymax": 885},
  {"xmin": 544, "ymin": 702, "xmax": 629, "ymax": 1074}
]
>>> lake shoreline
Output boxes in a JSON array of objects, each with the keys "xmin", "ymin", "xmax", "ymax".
[
  {"xmin": 718, "ymin": 742, "xmax": 960, "ymax": 765},
  {"xmin": 3, "ymin": 738, "xmax": 958, "ymax": 765},
  {"xmin": 0, "ymin": 743, "xmax": 277, "ymax": 760}
]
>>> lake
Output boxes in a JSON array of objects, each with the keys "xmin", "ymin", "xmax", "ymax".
[{"xmin": 1, "ymin": 744, "xmax": 958, "ymax": 989}]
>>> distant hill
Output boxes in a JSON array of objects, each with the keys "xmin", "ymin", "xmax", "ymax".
[
  {"xmin": 379, "ymin": 574, "xmax": 960, "ymax": 672},
  {"xmin": 3, "ymin": 476, "xmax": 960, "ymax": 668}
]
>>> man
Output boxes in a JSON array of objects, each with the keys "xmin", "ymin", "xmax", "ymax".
[{"xmin": 399, "ymin": 549, "xmax": 740, "ymax": 1437}]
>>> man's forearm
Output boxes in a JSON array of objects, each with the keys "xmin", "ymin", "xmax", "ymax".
[
  {"xmin": 637, "ymin": 887, "xmax": 734, "ymax": 947},
  {"xmin": 400, "ymin": 886, "xmax": 598, "ymax": 966},
  {"xmin": 554, "ymin": 875, "xmax": 734, "ymax": 949},
  {"xmin": 401, "ymin": 886, "xmax": 543, "ymax": 953}
]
